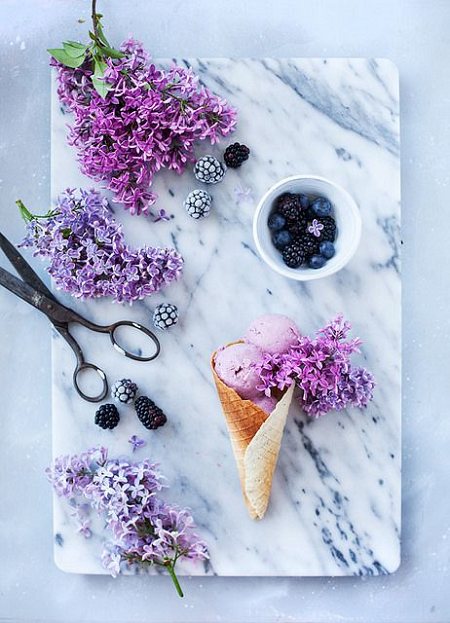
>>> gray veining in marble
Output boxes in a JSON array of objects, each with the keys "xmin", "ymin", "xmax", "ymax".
[{"xmin": 50, "ymin": 58, "xmax": 401, "ymax": 577}]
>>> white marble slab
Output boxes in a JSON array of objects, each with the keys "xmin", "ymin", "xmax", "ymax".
[{"xmin": 51, "ymin": 58, "xmax": 401, "ymax": 577}]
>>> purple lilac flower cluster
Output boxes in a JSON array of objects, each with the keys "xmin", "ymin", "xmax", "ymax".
[
  {"xmin": 254, "ymin": 316, "xmax": 375, "ymax": 417},
  {"xmin": 47, "ymin": 446, "xmax": 208, "ymax": 596},
  {"xmin": 20, "ymin": 188, "xmax": 183, "ymax": 303},
  {"xmin": 52, "ymin": 39, "xmax": 237, "ymax": 216}
]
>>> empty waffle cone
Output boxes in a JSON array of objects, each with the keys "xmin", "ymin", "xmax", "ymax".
[{"xmin": 211, "ymin": 348, "xmax": 294, "ymax": 519}]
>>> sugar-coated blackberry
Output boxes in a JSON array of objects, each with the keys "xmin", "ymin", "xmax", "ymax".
[
  {"xmin": 135, "ymin": 396, "xmax": 167, "ymax": 430},
  {"xmin": 282, "ymin": 243, "xmax": 306, "ymax": 268},
  {"xmin": 194, "ymin": 155, "xmax": 226, "ymax": 184},
  {"xmin": 153, "ymin": 303, "xmax": 179, "ymax": 331},
  {"xmin": 111, "ymin": 378, "xmax": 138, "ymax": 404},
  {"xmin": 95, "ymin": 404, "xmax": 120, "ymax": 430},
  {"xmin": 184, "ymin": 189, "xmax": 212, "ymax": 219},
  {"xmin": 224, "ymin": 142, "xmax": 250, "ymax": 168}
]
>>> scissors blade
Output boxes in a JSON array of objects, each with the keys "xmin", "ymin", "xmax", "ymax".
[
  {"xmin": 0, "ymin": 266, "xmax": 46, "ymax": 308},
  {"xmin": 0, "ymin": 231, "xmax": 57, "ymax": 302},
  {"xmin": 0, "ymin": 266, "xmax": 77, "ymax": 325}
]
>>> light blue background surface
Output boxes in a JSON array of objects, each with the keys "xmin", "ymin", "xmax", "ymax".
[{"xmin": 0, "ymin": 1, "xmax": 448, "ymax": 621}]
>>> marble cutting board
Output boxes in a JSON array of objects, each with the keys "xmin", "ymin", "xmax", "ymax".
[{"xmin": 50, "ymin": 58, "xmax": 401, "ymax": 576}]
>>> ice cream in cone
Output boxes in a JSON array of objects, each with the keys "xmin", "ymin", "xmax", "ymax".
[{"xmin": 211, "ymin": 315, "xmax": 300, "ymax": 519}]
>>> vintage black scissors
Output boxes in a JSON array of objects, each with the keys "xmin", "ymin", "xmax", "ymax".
[{"xmin": 0, "ymin": 232, "xmax": 160, "ymax": 403}]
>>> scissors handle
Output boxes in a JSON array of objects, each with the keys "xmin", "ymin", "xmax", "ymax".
[
  {"xmin": 109, "ymin": 320, "xmax": 161, "ymax": 362},
  {"xmin": 55, "ymin": 326, "xmax": 108, "ymax": 403},
  {"xmin": 73, "ymin": 361, "xmax": 108, "ymax": 403}
]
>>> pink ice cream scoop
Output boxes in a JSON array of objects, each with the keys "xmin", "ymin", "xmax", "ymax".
[
  {"xmin": 245, "ymin": 314, "xmax": 300, "ymax": 355},
  {"xmin": 214, "ymin": 342, "xmax": 263, "ymax": 401},
  {"xmin": 253, "ymin": 393, "xmax": 278, "ymax": 415}
]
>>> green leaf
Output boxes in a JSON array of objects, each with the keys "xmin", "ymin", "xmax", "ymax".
[
  {"xmin": 48, "ymin": 48, "xmax": 85, "ymax": 68},
  {"xmin": 93, "ymin": 58, "xmax": 108, "ymax": 76},
  {"xmin": 65, "ymin": 40, "xmax": 87, "ymax": 50},
  {"xmin": 101, "ymin": 45, "xmax": 126, "ymax": 59},
  {"xmin": 62, "ymin": 41, "xmax": 88, "ymax": 58},
  {"xmin": 88, "ymin": 24, "xmax": 110, "ymax": 48},
  {"xmin": 92, "ymin": 77, "xmax": 112, "ymax": 98},
  {"xmin": 95, "ymin": 18, "xmax": 111, "ymax": 47},
  {"xmin": 91, "ymin": 61, "xmax": 112, "ymax": 99}
]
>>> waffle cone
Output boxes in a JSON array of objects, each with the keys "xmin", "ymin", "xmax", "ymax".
[{"xmin": 211, "ymin": 346, "xmax": 294, "ymax": 519}]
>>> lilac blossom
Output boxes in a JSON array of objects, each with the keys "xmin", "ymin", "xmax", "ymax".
[
  {"xmin": 234, "ymin": 186, "xmax": 254, "ymax": 205},
  {"xmin": 152, "ymin": 209, "xmax": 171, "ymax": 223},
  {"xmin": 308, "ymin": 219, "xmax": 324, "ymax": 237},
  {"xmin": 51, "ymin": 39, "xmax": 237, "ymax": 216},
  {"xmin": 128, "ymin": 435, "xmax": 147, "ymax": 452},
  {"xmin": 47, "ymin": 447, "xmax": 208, "ymax": 597},
  {"xmin": 253, "ymin": 315, "xmax": 375, "ymax": 418},
  {"xmin": 19, "ymin": 188, "xmax": 183, "ymax": 303}
]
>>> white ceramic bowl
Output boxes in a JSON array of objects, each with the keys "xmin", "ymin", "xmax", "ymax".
[{"xmin": 253, "ymin": 175, "xmax": 362, "ymax": 281}]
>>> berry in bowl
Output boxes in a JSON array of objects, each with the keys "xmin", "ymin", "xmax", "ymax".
[{"xmin": 253, "ymin": 175, "xmax": 362, "ymax": 281}]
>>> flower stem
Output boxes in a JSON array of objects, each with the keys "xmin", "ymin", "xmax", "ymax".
[
  {"xmin": 16, "ymin": 199, "xmax": 58, "ymax": 222},
  {"xmin": 16, "ymin": 199, "xmax": 32, "ymax": 222},
  {"xmin": 91, "ymin": 0, "xmax": 99, "ymax": 39},
  {"xmin": 166, "ymin": 563, "xmax": 184, "ymax": 598}
]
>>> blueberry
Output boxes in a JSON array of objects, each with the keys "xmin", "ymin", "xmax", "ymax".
[
  {"xmin": 272, "ymin": 229, "xmax": 292, "ymax": 250},
  {"xmin": 311, "ymin": 197, "xmax": 332, "ymax": 217},
  {"xmin": 309, "ymin": 254, "xmax": 327, "ymax": 269},
  {"xmin": 319, "ymin": 241, "xmax": 335, "ymax": 259},
  {"xmin": 297, "ymin": 193, "xmax": 309, "ymax": 210},
  {"xmin": 268, "ymin": 212, "xmax": 286, "ymax": 231}
]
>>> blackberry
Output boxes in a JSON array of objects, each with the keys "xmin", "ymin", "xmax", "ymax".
[
  {"xmin": 320, "ymin": 216, "xmax": 337, "ymax": 242},
  {"xmin": 282, "ymin": 243, "xmax": 306, "ymax": 268},
  {"xmin": 299, "ymin": 234, "xmax": 320, "ymax": 258},
  {"xmin": 111, "ymin": 378, "xmax": 138, "ymax": 404},
  {"xmin": 95, "ymin": 404, "xmax": 120, "ymax": 430},
  {"xmin": 276, "ymin": 193, "xmax": 295, "ymax": 210},
  {"xmin": 277, "ymin": 194, "xmax": 301, "ymax": 222},
  {"xmin": 286, "ymin": 214, "xmax": 307, "ymax": 238},
  {"xmin": 224, "ymin": 142, "xmax": 250, "ymax": 168},
  {"xmin": 135, "ymin": 396, "xmax": 167, "ymax": 430},
  {"xmin": 194, "ymin": 155, "xmax": 226, "ymax": 184}
]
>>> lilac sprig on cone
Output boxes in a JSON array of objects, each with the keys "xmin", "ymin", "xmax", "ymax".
[
  {"xmin": 18, "ymin": 188, "xmax": 183, "ymax": 303},
  {"xmin": 51, "ymin": 38, "xmax": 237, "ymax": 216},
  {"xmin": 46, "ymin": 446, "xmax": 208, "ymax": 597},
  {"xmin": 253, "ymin": 315, "xmax": 375, "ymax": 418}
]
